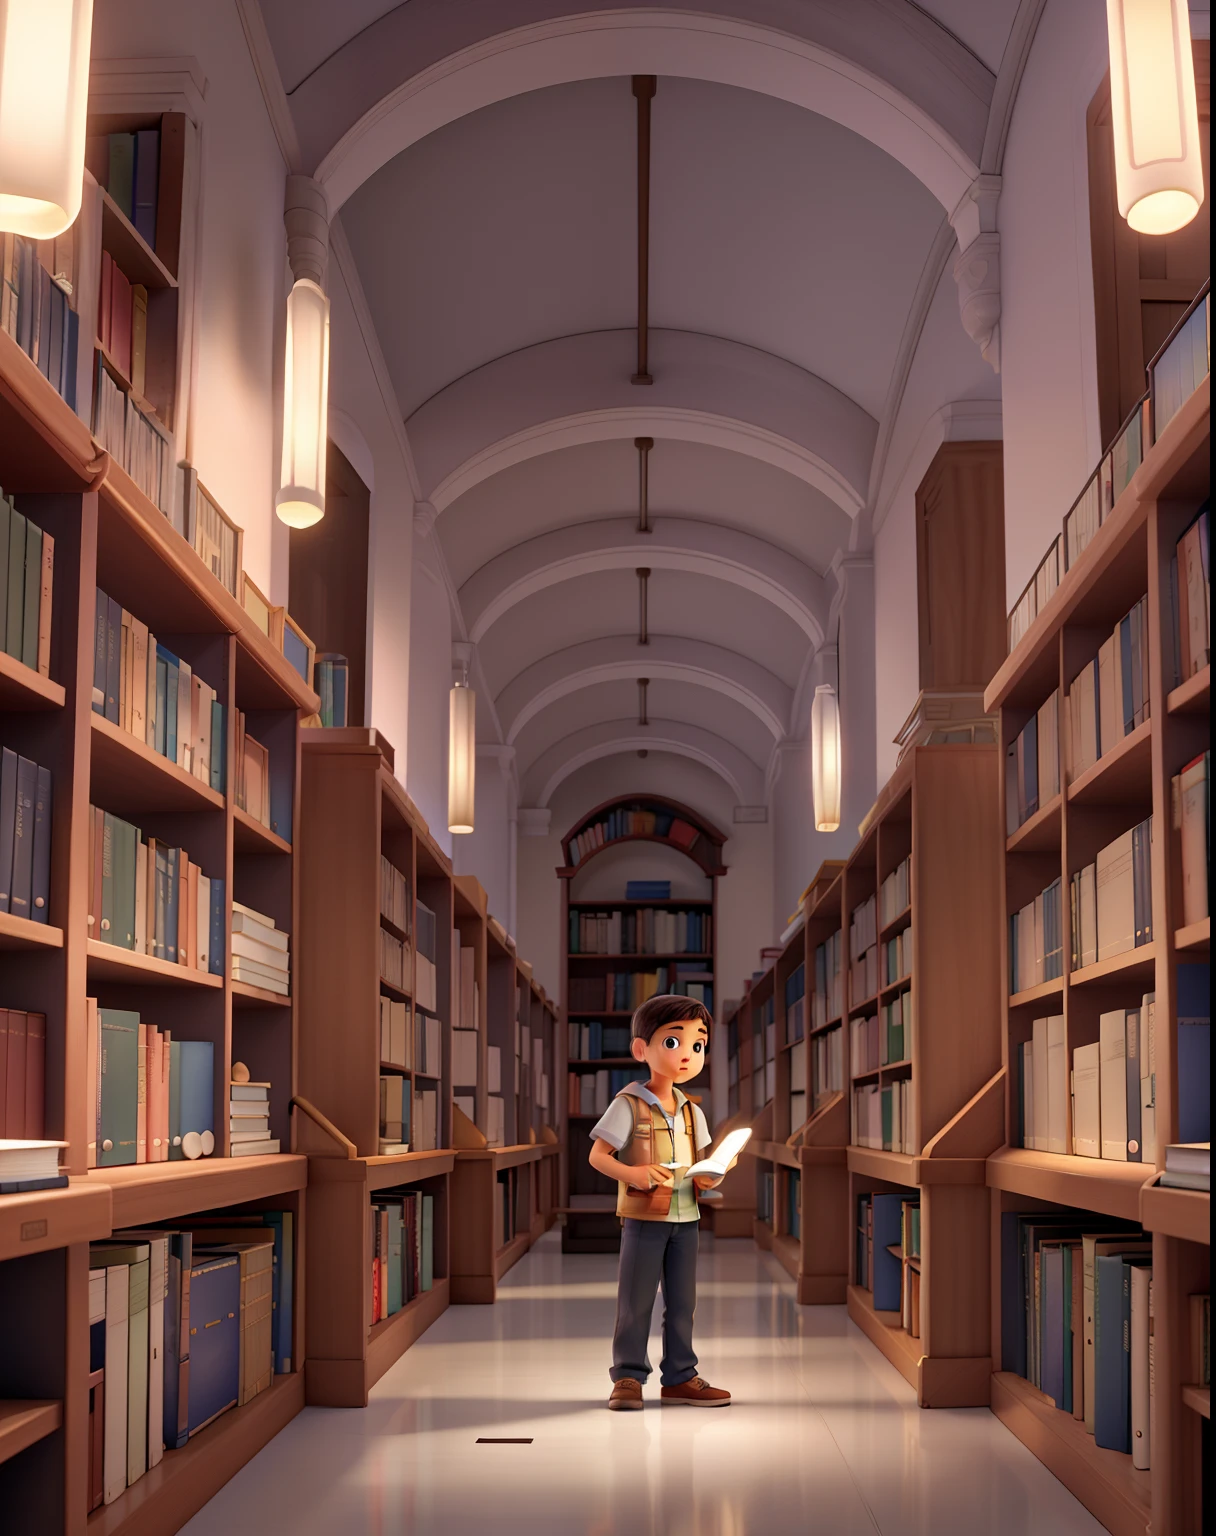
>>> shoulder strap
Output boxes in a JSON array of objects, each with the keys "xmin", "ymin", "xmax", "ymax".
[{"xmin": 682, "ymin": 1099, "xmax": 696, "ymax": 1141}]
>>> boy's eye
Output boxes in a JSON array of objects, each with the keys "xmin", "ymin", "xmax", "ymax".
[
  {"xmin": 662, "ymin": 1036, "xmax": 681, "ymax": 1051},
  {"xmin": 692, "ymin": 1041, "xmax": 704, "ymax": 1053}
]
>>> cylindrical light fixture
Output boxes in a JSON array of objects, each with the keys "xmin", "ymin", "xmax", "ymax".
[
  {"xmin": 276, "ymin": 277, "xmax": 331, "ymax": 528},
  {"xmin": 448, "ymin": 674, "xmax": 476, "ymax": 835},
  {"xmin": 0, "ymin": 0, "xmax": 94, "ymax": 238},
  {"xmin": 811, "ymin": 683, "xmax": 842, "ymax": 833},
  {"xmin": 1106, "ymin": 0, "xmax": 1204, "ymax": 234}
]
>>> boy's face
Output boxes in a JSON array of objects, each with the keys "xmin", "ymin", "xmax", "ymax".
[{"xmin": 631, "ymin": 1017, "xmax": 709, "ymax": 1083}]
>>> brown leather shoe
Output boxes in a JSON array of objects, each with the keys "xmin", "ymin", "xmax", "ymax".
[
  {"xmin": 660, "ymin": 1375, "xmax": 731, "ymax": 1407},
  {"xmin": 608, "ymin": 1377, "xmax": 644, "ymax": 1411}
]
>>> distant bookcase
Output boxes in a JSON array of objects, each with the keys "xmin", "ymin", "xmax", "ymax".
[
  {"xmin": 558, "ymin": 795, "xmax": 725, "ymax": 1253},
  {"xmin": 984, "ymin": 364, "xmax": 1210, "ymax": 1536}
]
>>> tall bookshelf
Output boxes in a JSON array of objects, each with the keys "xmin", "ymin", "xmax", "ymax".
[
  {"xmin": 558, "ymin": 796, "xmax": 726, "ymax": 1253},
  {"xmin": 844, "ymin": 744, "xmax": 1005, "ymax": 1408},
  {"xmin": 1, "ymin": 321, "xmax": 317, "ymax": 1534},
  {"xmin": 984, "ymin": 370, "xmax": 1210, "ymax": 1536}
]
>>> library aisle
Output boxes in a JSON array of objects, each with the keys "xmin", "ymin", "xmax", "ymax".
[{"xmin": 179, "ymin": 1232, "xmax": 1103, "ymax": 1536}]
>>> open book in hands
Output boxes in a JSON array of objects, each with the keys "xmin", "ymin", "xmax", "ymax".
[{"xmin": 661, "ymin": 1126, "xmax": 752, "ymax": 1184}]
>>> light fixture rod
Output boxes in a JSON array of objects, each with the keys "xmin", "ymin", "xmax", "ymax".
[
  {"xmin": 635, "ymin": 436, "xmax": 653, "ymax": 533},
  {"xmin": 637, "ymin": 677, "xmax": 650, "ymax": 726},
  {"xmin": 637, "ymin": 567, "xmax": 650, "ymax": 646},
  {"xmin": 631, "ymin": 76, "xmax": 656, "ymax": 385}
]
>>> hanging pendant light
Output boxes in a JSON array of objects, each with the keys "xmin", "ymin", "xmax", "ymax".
[
  {"xmin": 0, "ymin": 0, "xmax": 94, "ymax": 238},
  {"xmin": 811, "ymin": 683, "xmax": 842, "ymax": 833},
  {"xmin": 1106, "ymin": 0, "xmax": 1204, "ymax": 234},
  {"xmin": 276, "ymin": 277, "xmax": 331, "ymax": 528},
  {"xmin": 449, "ymin": 665, "xmax": 476, "ymax": 835}
]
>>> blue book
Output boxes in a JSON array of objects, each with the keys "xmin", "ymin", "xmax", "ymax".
[
  {"xmin": 177, "ymin": 1039, "xmax": 215, "ymax": 1156},
  {"xmin": 421, "ymin": 1195, "xmax": 434, "ymax": 1290},
  {"xmin": 186, "ymin": 1253, "xmax": 239, "ymax": 1435},
  {"xmin": 870, "ymin": 1193, "xmax": 902, "ymax": 1311},
  {"xmin": 210, "ymin": 700, "xmax": 225, "ymax": 792},
  {"xmin": 7, "ymin": 753, "xmax": 37, "ymax": 919},
  {"xmin": 105, "ymin": 595, "xmax": 121, "ymax": 724},
  {"xmin": 589, "ymin": 1020, "xmax": 603, "ymax": 1060},
  {"xmin": 164, "ymin": 655, "xmax": 178, "ymax": 764},
  {"xmin": 155, "ymin": 654, "xmax": 167, "ymax": 755},
  {"xmin": 1040, "ymin": 1244, "xmax": 1066, "ymax": 1408},
  {"xmin": 1094, "ymin": 1255, "xmax": 1135, "ymax": 1451},
  {"xmin": 98, "ymin": 1008, "xmax": 139, "ymax": 1166},
  {"xmin": 63, "ymin": 305, "xmax": 78, "ymax": 411},
  {"xmin": 1001, "ymin": 1212, "xmax": 1026, "ymax": 1375},
  {"xmin": 162, "ymin": 1230, "xmax": 193, "ymax": 1447},
  {"xmin": 1176, "ymin": 964, "xmax": 1210, "ymax": 1143},
  {"xmin": 92, "ymin": 588, "xmax": 107, "ymax": 713},
  {"xmin": 133, "ymin": 128, "xmax": 159, "ymax": 247},
  {"xmin": 30, "ymin": 764, "xmax": 52, "ymax": 923},
  {"xmin": 386, "ymin": 1203, "xmax": 404, "ymax": 1317},
  {"xmin": 153, "ymin": 844, "xmax": 168, "ymax": 959},
  {"xmin": 209, "ymin": 876, "xmax": 225, "ymax": 975},
  {"xmin": 165, "ymin": 846, "xmax": 178, "ymax": 961}
]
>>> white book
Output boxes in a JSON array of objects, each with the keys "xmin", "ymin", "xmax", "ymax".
[
  {"xmin": 103, "ymin": 1265, "xmax": 129, "ymax": 1504},
  {"xmin": 1078, "ymin": 862, "xmax": 1097, "ymax": 968},
  {"xmin": 1022, "ymin": 1040, "xmax": 1036, "ymax": 1149},
  {"xmin": 1031, "ymin": 1018, "xmax": 1049, "ymax": 1151},
  {"xmin": 145, "ymin": 627, "xmax": 157, "ymax": 749},
  {"xmin": 231, "ymin": 930, "xmax": 290, "ymax": 969},
  {"xmin": 230, "ymin": 1137, "xmax": 279, "ymax": 1156},
  {"xmin": 176, "ymin": 657, "xmax": 192, "ymax": 772},
  {"xmin": 230, "ymin": 955, "xmax": 289, "ymax": 986},
  {"xmin": 1098, "ymin": 1009, "xmax": 1129, "ymax": 1160},
  {"xmin": 1095, "ymin": 830, "xmax": 1135, "ymax": 961},
  {"xmin": 451, "ymin": 1028, "xmax": 478, "ymax": 1087},
  {"xmin": 1097, "ymin": 634, "xmax": 1118, "ymax": 756},
  {"xmin": 230, "ymin": 1127, "xmax": 272, "ymax": 1142},
  {"xmin": 1140, "ymin": 992, "xmax": 1156, "ymax": 1164},
  {"xmin": 230, "ymin": 964, "xmax": 289, "ymax": 997},
  {"xmin": 1046, "ymin": 1014, "xmax": 1067, "ymax": 1154},
  {"xmin": 194, "ymin": 676, "xmax": 210, "ymax": 785},
  {"xmin": 231, "ymin": 911, "xmax": 288, "ymax": 950},
  {"xmin": 1071, "ymin": 1042, "xmax": 1101, "ymax": 1157}
]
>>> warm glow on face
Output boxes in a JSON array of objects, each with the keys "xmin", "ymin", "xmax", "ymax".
[
  {"xmin": 276, "ymin": 278, "xmax": 331, "ymax": 527},
  {"xmin": 633, "ymin": 1020, "xmax": 709, "ymax": 1083},
  {"xmin": 811, "ymin": 683, "xmax": 842, "ymax": 833},
  {"xmin": 0, "ymin": 1, "xmax": 94, "ymax": 238},
  {"xmin": 448, "ymin": 682, "xmax": 476, "ymax": 834},
  {"xmin": 1106, "ymin": 0, "xmax": 1204, "ymax": 235}
]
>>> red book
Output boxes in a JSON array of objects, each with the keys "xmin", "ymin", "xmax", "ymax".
[
  {"xmin": 24, "ymin": 1010, "xmax": 45, "ymax": 1140},
  {"xmin": 98, "ymin": 251, "xmax": 112, "ymax": 352},
  {"xmin": 6, "ymin": 1010, "xmax": 27, "ymax": 1139},
  {"xmin": 109, "ymin": 261, "xmax": 132, "ymax": 379},
  {"xmin": 668, "ymin": 819, "xmax": 699, "ymax": 850}
]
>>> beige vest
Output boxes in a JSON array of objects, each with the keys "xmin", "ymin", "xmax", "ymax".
[{"xmin": 615, "ymin": 1092, "xmax": 699, "ymax": 1222}]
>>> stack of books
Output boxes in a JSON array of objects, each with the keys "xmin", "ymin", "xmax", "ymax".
[
  {"xmin": 230, "ymin": 1072, "xmax": 277, "ymax": 1156},
  {"xmin": 0, "ymin": 235, "xmax": 79, "ymax": 408},
  {"xmin": 369, "ymin": 1192, "xmax": 434, "ymax": 1323},
  {"xmin": 2, "ymin": 494, "xmax": 54, "ymax": 676},
  {"xmin": 1069, "ymin": 817, "xmax": 1153, "ymax": 969},
  {"xmin": 231, "ymin": 900, "xmax": 289, "ymax": 996},
  {"xmin": 0, "ymin": 1008, "xmax": 47, "ymax": 1141},
  {"xmin": 1009, "ymin": 877, "xmax": 1064, "ymax": 992},
  {"xmin": 86, "ymin": 1005, "xmax": 214, "ymax": 1167},
  {"xmin": 92, "ymin": 362, "xmax": 173, "ymax": 514},
  {"xmin": 1160, "ymin": 1142, "xmax": 1209, "ymax": 1192},
  {"xmin": 0, "ymin": 748, "xmax": 53, "ymax": 923},
  {"xmin": 0, "ymin": 1137, "xmax": 65, "ymax": 1194}
]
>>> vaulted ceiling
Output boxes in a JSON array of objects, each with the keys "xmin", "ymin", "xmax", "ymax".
[{"xmin": 256, "ymin": 0, "xmax": 1025, "ymax": 810}]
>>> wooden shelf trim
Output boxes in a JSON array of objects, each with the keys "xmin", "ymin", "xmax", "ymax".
[
  {"xmin": 0, "ymin": 1400, "xmax": 63, "ymax": 1468},
  {"xmin": 1166, "ymin": 664, "xmax": 1210, "ymax": 715},
  {"xmin": 1174, "ymin": 916, "xmax": 1210, "ymax": 952},
  {"xmin": 233, "ymin": 805, "xmax": 292, "ymax": 855},
  {"xmin": 86, "ymin": 938, "xmax": 223, "ymax": 989},
  {"xmin": 0, "ymin": 648, "xmax": 66, "ymax": 710},
  {"xmin": 1181, "ymin": 1385, "xmax": 1210, "ymax": 1419},
  {"xmin": 365, "ymin": 1279, "xmax": 451, "ymax": 1393},
  {"xmin": 986, "ymin": 1147, "xmax": 1151, "ymax": 1221},
  {"xmin": 1139, "ymin": 1179, "xmax": 1210, "ymax": 1244},
  {"xmin": 89, "ymin": 1154, "xmax": 307, "ymax": 1229},
  {"xmin": 0, "ymin": 910, "xmax": 65, "ymax": 952}
]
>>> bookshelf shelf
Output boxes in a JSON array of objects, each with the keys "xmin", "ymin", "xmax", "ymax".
[
  {"xmin": 0, "ymin": 1180, "xmax": 111, "ymax": 1263},
  {"xmin": 89, "ymin": 712, "xmax": 225, "ymax": 815},
  {"xmin": 1065, "ymin": 718, "xmax": 1152, "ymax": 805},
  {"xmin": 0, "ymin": 326, "xmax": 97, "ymax": 489},
  {"xmin": 232, "ymin": 805, "xmax": 291, "ymax": 855},
  {"xmin": 569, "ymin": 898, "xmax": 713, "ymax": 909},
  {"xmin": 1139, "ymin": 1180, "xmax": 1210, "ymax": 1245},
  {"xmin": 378, "ymin": 912, "xmax": 409, "ymax": 943},
  {"xmin": 986, "ymin": 1146, "xmax": 1149, "ymax": 1221},
  {"xmin": 1006, "ymin": 795, "xmax": 1061, "ymax": 854},
  {"xmin": 90, "ymin": 1153, "xmax": 306, "ymax": 1230},
  {"xmin": 231, "ymin": 979, "xmax": 290, "ymax": 1009},
  {"xmin": 879, "ymin": 904, "xmax": 912, "ymax": 938},
  {"xmin": 85, "ymin": 1371, "xmax": 304, "ymax": 1536},
  {"xmin": 1008, "ymin": 977, "xmax": 1065, "ymax": 1009},
  {"xmin": 567, "ymin": 951, "xmax": 712, "ymax": 962},
  {"xmin": 85, "ymin": 938, "xmax": 222, "ymax": 989},
  {"xmin": 377, "ymin": 978, "xmax": 411, "ymax": 1004},
  {"xmin": 98, "ymin": 187, "xmax": 178, "ymax": 291},
  {"xmin": 1174, "ymin": 916, "xmax": 1209, "ymax": 952},
  {"xmin": 0, "ymin": 1400, "xmax": 62, "ymax": 1469},
  {"xmin": 1166, "ymin": 662, "xmax": 1209, "ymax": 715},
  {"xmin": 364, "ymin": 1279, "xmax": 450, "ymax": 1391},
  {"xmin": 845, "ymin": 1284, "xmax": 921, "ymax": 1390},
  {"xmin": 1067, "ymin": 947, "xmax": 1156, "ymax": 990},
  {"xmin": 1181, "ymin": 1385, "xmax": 1210, "ymax": 1419},
  {"xmin": 990, "ymin": 1373, "xmax": 1150, "ymax": 1536},
  {"xmin": 0, "ymin": 911, "xmax": 64, "ymax": 952},
  {"xmin": 0, "ymin": 649, "xmax": 66, "ymax": 710}
]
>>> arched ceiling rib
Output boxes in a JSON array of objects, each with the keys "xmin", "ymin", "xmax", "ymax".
[{"xmin": 520, "ymin": 719, "xmax": 767, "ymax": 807}]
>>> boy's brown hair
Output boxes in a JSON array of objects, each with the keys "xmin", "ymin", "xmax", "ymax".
[{"xmin": 630, "ymin": 993, "xmax": 712, "ymax": 1044}]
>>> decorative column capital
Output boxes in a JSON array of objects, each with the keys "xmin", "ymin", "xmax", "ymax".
[
  {"xmin": 413, "ymin": 500, "xmax": 438, "ymax": 539},
  {"xmin": 953, "ymin": 232, "xmax": 1001, "ymax": 373},
  {"xmin": 518, "ymin": 808, "xmax": 551, "ymax": 837},
  {"xmin": 284, "ymin": 174, "xmax": 329, "ymax": 285}
]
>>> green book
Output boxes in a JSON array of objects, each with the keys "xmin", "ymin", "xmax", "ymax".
[
  {"xmin": 21, "ymin": 515, "xmax": 41, "ymax": 669},
  {"xmin": 101, "ymin": 812, "xmax": 115, "ymax": 944},
  {"xmin": 5, "ymin": 502, "xmax": 25, "ymax": 659},
  {"xmin": 99, "ymin": 1008, "xmax": 140, "ymax": 1165},
  {"xmin": 91, "ymin": 1243, "xmax": 150, "ymax": 1487},
  {"xmin": 0, "ymin": 490, "xmax": 10, "ymax": 646},
  {"xmin": 112, "ymin": 815, "xmax": 138, "ymax": 950},
  {"xmin": 107, "ymin": 133, "xmax": 136, "ymax": 220},
  {"xmin": 881, "ymin": 1085, "xmax": 893, "ymax": 1150},
  {"xmin": 421, "ymin": 1195, "xmax": 434, "ymax": 1291}
]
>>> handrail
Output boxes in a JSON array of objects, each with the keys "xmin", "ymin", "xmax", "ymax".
[{"xmin": 290, "ymin": 1096, "xmax": 357, "ymax": 1158}]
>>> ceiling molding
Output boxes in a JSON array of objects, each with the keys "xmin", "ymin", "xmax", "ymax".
[
  {"xmin": 872, "ymin": 398, "xmax": 1004, "ymax": 536},
  {"xmin": 409, "ymin": 329, "xmax": 874, "ymax": 518},
  {"xmin": 89, "ymin": 55, "xmax": 208, "ymax": 124},
  {"xmin": 980, "ymin": 0, "xmax": 1049, "ymax": 174},
  {"xmin": 234, "ymin": 0, "xmax": 303, "ymax": 169},
  {"xmin": 303, "ymin": 5, "xmax": 986, "ymax": 217},
  {"xmin": 498, "ymin": 635, "xmax": 791, "ymax": 746},
  {"xmin": 460, "ymin": 516, "xmax": 828, "ymax": 648}
]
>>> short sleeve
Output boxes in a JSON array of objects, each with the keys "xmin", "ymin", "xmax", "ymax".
[
  {"xmin": 589, "ymin": 1095, "xmax": 635, "ymax": 1151},
  {"xmin": 691, "ymin": 1103, "xmax": 712, "ymax": 1152}
]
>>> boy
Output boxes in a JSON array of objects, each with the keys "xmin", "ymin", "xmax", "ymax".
[{"xmin": 588, "ymin": 994, "xmax": 732, "ymax": 1410}]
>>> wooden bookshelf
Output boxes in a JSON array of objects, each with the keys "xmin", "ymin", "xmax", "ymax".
[
  {"xmin": 844, "ymin": 744, "xmax": 1004, "ymax": 1408},
  {"xmin": 557, "ymin": 796, "xmax": 725, "ymax": 1253},
  {"xmin": 985, "ymin": 371, "xmax": 1210, "ymax": 1535},
  {"xmin": 1, "ymin": 313, "xmax": 318, "ymax": 1533}
]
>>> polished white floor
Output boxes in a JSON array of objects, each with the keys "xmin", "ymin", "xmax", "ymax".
[{"xmin": 182, "ymin": 1230, "xmax": 1104, "ymax": 1536}]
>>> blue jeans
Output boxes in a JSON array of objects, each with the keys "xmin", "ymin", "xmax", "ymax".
[{"xmin": 610, "ymin": 1218, "xmax": 699, "ymax": 1386}]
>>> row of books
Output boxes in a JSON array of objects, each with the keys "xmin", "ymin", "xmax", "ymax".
[
  {"xmin": 853, "ymin": 1079, "xmax": 914, "ymax": 1154},
  {"xmin": 0, "ymin": 1009, "xmax": 46, "ymax": 1150},
  {"xmin": 879, "ymin": 855, "xmax": 911, "ymax": 926},
  {"xmin": 811, "ymin": 1024, "xmax": 844, "ymax": 1107},
  {"xmin": 1001, "ymin": 1215, "xmax": 1153, "ymax": 1464},
  {"xmin": 1174, "ymin": 749, "xmax": 1209, "ymax": 926},
  {"xmin": 568, "ymin": 967, "xmax": 680, "ymax": 1012},
  {"xmin": 89, "ymin": 1212, "xmax": 290, "ymax": 1510},
  {"xmin": 233, "ymin": 711, "xmax": 275, "ymax": 833},
  {"xmin": 2, "ymin": 493, "xmax": 54, "ymax": 676},
  {"xmin": 415, "ymin": 898, "xmax": 438, "ymax": 1011},
  {"xmin": 789, "ymin": 1040, "xmax": 806, "ymax": 1132},
  {"xmin": 452, "ymin": 1030, "xmax": 503, "ymax": 1091},
  {"xmin": 566, "ymin": 806, "xmax": 701, "ymax": 863},
  {"xmin": 849, "ymin": 944, "xmax": 879, "ymax": 1009},
  {"xmin": 569, "ymin": 1067, "xmax": 645, "ymax": 1117},
  {"xmin": 1067, "ymin": 595, "xmax": 1152, "ymax": 785},
  {"xmin": 92, "ymin": 586, "xmax": 227, "ymax": 791},
  {"xmin": 1172, "ymin": 502, "xmax": 1209, "ymax": 685},
  {"xmin": 88, "ymin": 807, "xmax": 223, "ymax": 973},
  {"xmin": 380, "ymin": 853, "xmax": 411, "ymax": 935},
  {"xmin": 379, "ymin": 1074, "xmax": 410, "ymax": 1153},
  {"xmin": 413, "ymin": 1088, "xmax": 440, "ymax": 1152},
  {"xmin": 232, "ymin": 902, "xmax": 289, "ymax": 997},
  {"xmin": 1069, "ymin": 815, "xmax": 1154, "ymax": 970},
  {"xmin": 379, "ymin": 997, "xmax": 410, "ymax": 1070},
  {"xmin": 849, "ymin": 892, "xmax": 877, "ymax": 960},
  {"xmin": 856, "ymin": 1194, "xmax": 920, "ymax": 1330},
  {"xmin": 882, "ymin": 928, "xmax": 912, "ymax": 988},
  {"xmin": 87, "ymin": 1006, "xmax": 214, "ymax": 1167},
  {"xmin": 1161, "ymin": 1143, "xmax": 1208, "ymax": 1193},
  {"xmin": 1006, "ymin": 691, "xmax": 1061, "ymax": 833},
  {"xmin": 757, "ymin": 1169, "xmax": 775, "ymax": 1226},
  {"xmin": 0, "ymin": 749, "xmax": 52, "ymax": 922},
  {"xmin": 752, "ymin": 1060, "xmax": 775, "ymax": 1109},
  {"xmin": 97, "ymin": 253, "xmax": 149, "ymax": 395},
  {"xmin": 567, "ymin": 906, "xmax": 711, "ymax": 955},
  {"xmin": 381, "ymin": 929, "xmax": 409, "ymax": 992},
  {"xmin": 811, "ymin": 931, "xmax": 844, "ymax": 1027},
  {"xmin": 786, "ymin": 1169, "xmax": 801, "ymax": 1242},
  {"xmin": 1009, "ymin": 877, "xmax": 1064, "ymax": 994},
  {"xmin": 88, "ymin": 128, "xmax": 162, "ymax": 247},
  {"xmin": 93, "ymin": 355, "xmax": 173, "ymax": 514},
  {"xmin": 754, "ymin": 994, "xmax": 775, "ymax": 1064},
  {"xmin": 1008, "ymin": 287, "xmax": 1208, "ymax": 652},
  {"xmin": 174, "ymin": 466, "xmax": 241, "ymax": 600},
  {"xmin": 569, "ymin": 1020, "xmax": 632, "ymax": 1061},
  {"xmin": 0, "ymin": 233, "xmax": 79, "ymax": 410},
  {"xmin": 314, "ymin": 653, "xmax": 349, "ymax": 728},
  {"xmin": 413, "ymin": 1011, "xmax": 443, "ymax": 1078},
  {"xmin": 369, "ymin": 1192, "xmax": 435, "ymax": 1325},
  {"xmin": 230, "ymin": 1075, "xmax": 277, "ymax": 1154},
  {"xmin": 849, "ymin": 991, "xmax": 913, "ymax": 1076}
]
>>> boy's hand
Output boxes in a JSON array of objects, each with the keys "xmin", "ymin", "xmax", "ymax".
[
  {"xmin": 692, "ymin": 1174, "xmax": 723, "ymax": 1191},
  {"xmin": 631, "ymin": 1163, "xmax": 674, "ymax": 1191}
]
